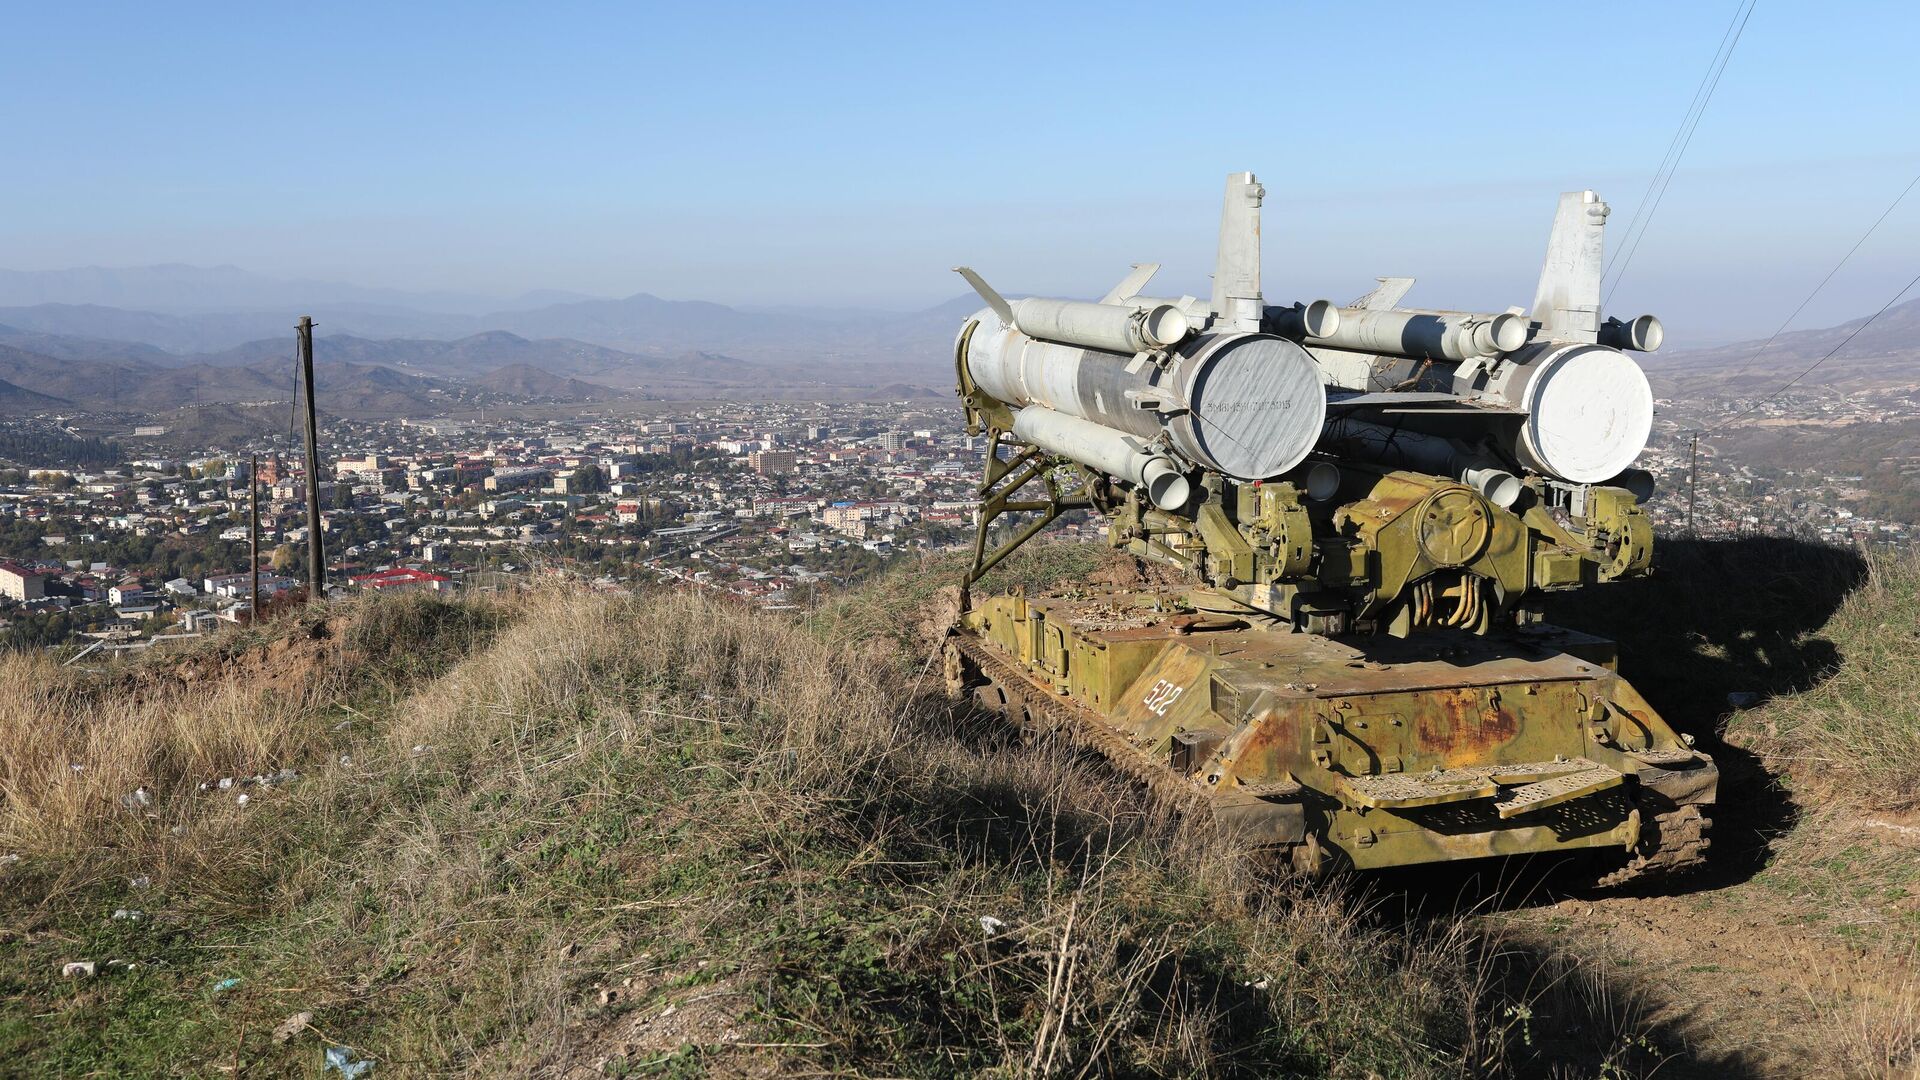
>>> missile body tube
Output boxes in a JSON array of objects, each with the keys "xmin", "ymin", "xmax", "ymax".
[
  {"xmin": 962, "ymin": 311, "xmax": 1325, "ymax": 480},
  {"xmin": 1599, "ymin": 314, "xmax": 1664, "ymax": 352},
  {"xmin": 1010, "ymin": 297, "xmax": 1191, "ymax": 355},
  {"xmin": 1011, "ymin": 406, "xmax": 1191, "ymax": 511},
  {"xmin": 1305, "ymin": 337, "xmax": 1655, "ymax": 485},
  {"xmin": 1465, "ymin": 341, "xmax": 1654, "ymax": 483},
  {"xmin": 1261, "ymin": 300, "xmax": 1342, "ymax": 340},
  {"xmin": 1319, "ymin": 417, "xmax": 1523, "ymax": 507},
  {"xmin": 1308, "ymin": 308, "xmax": 1529, "ymax": 362}
]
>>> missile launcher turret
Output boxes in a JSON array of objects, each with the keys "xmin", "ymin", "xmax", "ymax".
[{"xmin": 943, "ymin": 174, "xmax": 1713, "ymax": 882}]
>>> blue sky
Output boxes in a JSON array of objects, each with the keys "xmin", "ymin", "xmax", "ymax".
[{"xmin": 3, "ymin": 1, "xmax": 1916, "ymax": 341}]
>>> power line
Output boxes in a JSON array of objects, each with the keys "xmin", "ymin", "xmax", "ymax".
[
  {"xmin": 1723, "ymin": 168, "xmax": 1920, "ymax": 380},
  {"xmin": 1707, "ymin": 266, "xmax": 1920, "ymax": 433},
  {"xmin": 1602, "ymin": 0, "xmax": 1747, "ymax": 286},
  {"xmin": 1604, "ymin": 0, "xmax": 1757, "ymax": 307},
  {"xmin": 287, "ymin": 341, "xmax": 303, "ymax": 446}
]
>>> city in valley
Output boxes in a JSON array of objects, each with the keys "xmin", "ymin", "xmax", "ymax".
[
  {"xmin": 1, "ymin": 358, "xmax": 1915, "ymax": 653},
  {"xmin": 0, "ymin": 399, "xmax": 1001, "ymax": 650}
]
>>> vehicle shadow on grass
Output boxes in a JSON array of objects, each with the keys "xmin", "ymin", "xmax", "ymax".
[{"xmin": 1544, "ymin": 534, "xmax": 1868, "ymax": 889}]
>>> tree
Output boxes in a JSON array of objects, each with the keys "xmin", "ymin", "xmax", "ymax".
[
  {"xmin": 574, "ymin": 465, "xmax": 608, "ymax": 493},
  {"xmin": 0, "ymin": 429, "xmax": 123, "ymax": 469}
]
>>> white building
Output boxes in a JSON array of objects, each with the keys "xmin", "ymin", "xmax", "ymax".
[{"xmin": 0, "ymin": 561, "xmax": 47, "ymax": 602}]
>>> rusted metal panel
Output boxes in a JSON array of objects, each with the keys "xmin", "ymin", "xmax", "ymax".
[
  {"xmin": 1334, "ymin": 795, "xmax": 1641, "ymax": 871},
  {"xmin": 1110, "ymin": 644, "xmax": 1217, "ymax": 747}
]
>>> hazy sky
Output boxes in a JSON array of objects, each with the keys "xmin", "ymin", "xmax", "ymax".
[{"xmin": 4, "ymin": 1, "xmax": 1917, "ymax": 342}]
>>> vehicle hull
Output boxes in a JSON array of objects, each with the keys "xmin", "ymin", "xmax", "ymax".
[{"xmin": 948, "ymin": 588, "xmax": 1715, "ymax": 880}]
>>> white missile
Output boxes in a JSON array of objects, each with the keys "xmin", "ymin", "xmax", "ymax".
[
  {"xmin": 1015, "ymin": 296, "xmax": 1191, "ymax": 354},
  {"xmin": 1319, "ymin": 418, "xmax": 1524, "ymax": 507},
  {"xmin": 954, "ymin": 268, "xmax": 1194, "ymax": 355},
  {"xmin": 1305, "ymin": 190, "xmax": 1657, "ymax": 485},
  {"xmin": 956, "ymin": 270, "xmax": 1326, "ymax": 482},
  {"xmin": 1305, "ymin": 307, "xmax": 1530, "ymax": 361},
  {"xmin": 1011, "ymin": 406, "xmax": 1191, "ymax": 511},
  {"xmin": 958, "ymin": 176, "xmax": 1659, "ymax": 495},
  {"xmin": 1315, "ymin": 340, "xmax": 1655, "ymax": 486}
]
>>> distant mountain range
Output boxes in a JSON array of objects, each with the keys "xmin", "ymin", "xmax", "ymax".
[
  {"xmin": 0, "ymin": 341, "xmax": 511, "ymax": 418},
  {"xmin": 0, "ymin": 318, "xmax": 902, "ymax": 420},
  {"xmin": 0, "ymin": 329, "xmax": 786, "ymax": 417},
  {"xmin": 0, "ymin": 264, "xmax": 970, "ymax": 371},
  {"xmin": 6, "ymin": 261, "xmax": 1910, "ymax": 425},
  {"xmin": 1644, "ymin": 296, "xmax": 1920, "ymax": 395},
  {"xmin": 0, "ymin": 264, "xmax": 587, "ymax": 317},
  {"xmin": 192, "ymin": 330, "xmax": 655, "ymax": 380}
]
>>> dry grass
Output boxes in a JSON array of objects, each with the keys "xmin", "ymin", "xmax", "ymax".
[
  {"xmin": 0, "ymin": 558, "xmax": 1678, "ymax": 1077},
  {"xmin": 1726, "ymin": 547, "xmax": 1920, "ymax": 811},
  {"xmin": 1819, "ymin": 973, "xmax": 1920, "ymax": 1080},
  {"xmin": 0, "ymin": 595, "xmax": 503, "ymax": 898}
]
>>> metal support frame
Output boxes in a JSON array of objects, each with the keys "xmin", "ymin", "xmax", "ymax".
[{"xmin": 961, "ymin": 427, "xmax": 1094, "ymax": 609}]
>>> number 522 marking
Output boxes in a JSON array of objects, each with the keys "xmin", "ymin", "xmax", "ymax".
[{"xmin": 1142, "ymin": 679, "xmax": 1185, "ymax": 716}]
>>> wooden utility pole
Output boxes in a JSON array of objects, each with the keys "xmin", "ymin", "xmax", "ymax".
[
  {"xmin": 248, "ymin": 452, "xmax": 260, "ymax": 624},
  {"xmin": 1686, "ymin": 432, "xmax": 1700, "ymax": 536},
  {"xmin": 297, "ymin": 316, "xmax": 325, "ymax": 601}
]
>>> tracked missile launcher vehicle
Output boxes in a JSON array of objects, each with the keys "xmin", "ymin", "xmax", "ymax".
[{"xmin": 942, "ymin": 174, "xmax": 1714, "ymax": 883}]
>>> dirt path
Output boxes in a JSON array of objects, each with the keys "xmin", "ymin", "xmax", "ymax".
[
  {"xmin": 1498, "ymin": 809, "xmax": 1920, "ymax": 1078},
  {"xmin": 1508, "ymin": 881, "xmax": 1912, "ymax": 1076}
]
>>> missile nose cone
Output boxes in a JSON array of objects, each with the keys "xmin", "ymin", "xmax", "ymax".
[
  {"xmin": 1302, "ymin": 461, "xmax": 1342, "ymax": 501},
  {"xmin": 1140, "ymin": 304, "xmax": 1191, "ymax": 349},
  {"xmin": 1300, "ymin": 299, "xmax": 1340, "ymax": 338},
  {"xmin": 1142, "ymin": 458, "xmax": 1191, "ymax": 511},
  {"xmin": 1488, "ymin": 313, "xmax": 1529, "ymax": 353}
]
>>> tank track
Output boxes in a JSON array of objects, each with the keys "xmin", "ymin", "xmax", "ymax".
[
  {"xmin": 1593, "ymin": 804, "xmax": 1712, "ymax": 888},
  {"xmin": 947, "ymin": 633, "xmax": 1221, "ymax": 827}
]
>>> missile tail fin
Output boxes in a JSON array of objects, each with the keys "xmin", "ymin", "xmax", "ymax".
[
  {"xmin": 1350, "ymin": 276, "xmax": 1416, "ymax": 310},
  {"xmin": 1530, "ymin": 191, "xmax": 1609, "ymax": 342},
  {"xmin": 1212, "ymin": 172, "xmax": 1265, "ymax": 330},
  {"xmin": 953, "ymin": 266, "xmax": 1014, "ymax": 326},
  {"xmin": 1099, "ymin": 263, "xmax": 1160, "ymax": 305}
]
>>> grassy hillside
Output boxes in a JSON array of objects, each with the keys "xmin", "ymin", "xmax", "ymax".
[
  {"xmin": 1722, "ymin": 548, "xmax": 1920, "ymax": 808},
  {"xmin": 0, "ymin": 546, "xmax": 1683, "ymax": 1078}
]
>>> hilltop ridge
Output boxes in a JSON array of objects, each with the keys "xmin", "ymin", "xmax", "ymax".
[{"xmin": 1, "ymin": 541, "xmax": 1914, "ymax": 1075}]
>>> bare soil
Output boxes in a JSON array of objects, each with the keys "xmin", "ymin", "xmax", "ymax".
[
  {"xmin": 1509, "ymin": 877, "xmax": 1913, "ymax": 1076},
  {"xmin": 1496, "ymin": 802, "xmax": 1919, "ymax": 1077}
]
